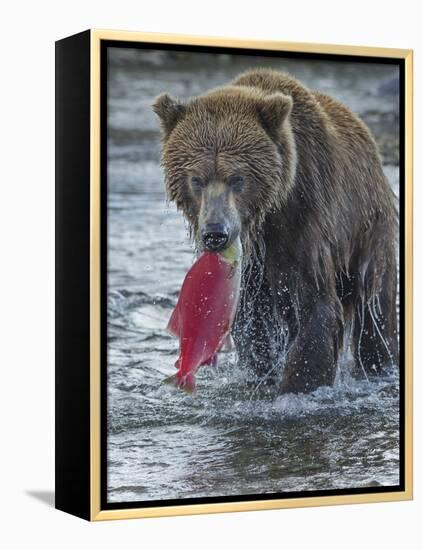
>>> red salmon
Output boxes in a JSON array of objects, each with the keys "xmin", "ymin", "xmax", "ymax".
[{"xmin": 165, "ymin": 239, "xmax": 242, "ymax": 393}]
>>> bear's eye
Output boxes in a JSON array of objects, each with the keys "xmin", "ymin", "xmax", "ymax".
[
  {"xmin": 228, "ymin": 175, "xmax": 244, "ymax": 192},
  {"xmin": 191, "ymin": 176, "xmax": 205, "ymax": 190}
]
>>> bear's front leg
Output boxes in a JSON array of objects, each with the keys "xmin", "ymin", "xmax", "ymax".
[
  {"xmin": 280, "ymin": 298, "xmax": 340, "ymax": 394},
  {"xmin": 232, "ymin": 261, "xmax": 284, "ymax": 385}
]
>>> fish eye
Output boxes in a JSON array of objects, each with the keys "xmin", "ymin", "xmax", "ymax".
[{"xmin": 228, "ymin": 175, "xmax": 244, "ymax": 191}]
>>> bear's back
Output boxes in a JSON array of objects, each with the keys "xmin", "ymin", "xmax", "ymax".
[
  {"xmin": 232, "ymin": 68, "xmax": 320, "ymax": 120},
  {"xmin": 233, "ymin": 68, "xmax": 389, "ymax": 199},
  {"xmin": 232, "ymin": 68, "xmax": 373, "ymax": 142}
]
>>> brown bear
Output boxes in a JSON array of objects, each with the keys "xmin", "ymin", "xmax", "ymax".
[{"xmin": 152, "ymin": 68, "xmax": 398, "ymax": 394}]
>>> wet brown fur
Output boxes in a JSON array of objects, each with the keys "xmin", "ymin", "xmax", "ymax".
[{"xmin": 153, "ymin": 68, "xmax": 399, "ymax": 394}]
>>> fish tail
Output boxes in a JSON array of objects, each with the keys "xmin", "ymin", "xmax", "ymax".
[
  {"xmin": 163, "ymin": 373, "xmax": 196, "ymax": 394},
  {"xmin": 181, "ymin": 374, "xmax": 196, "ymax": 394},
  {"xmin": 163, "ymin": 374, "xmax": 178, "ymax": 387}
]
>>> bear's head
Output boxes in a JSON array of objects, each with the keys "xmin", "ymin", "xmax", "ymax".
[{"xmin": 153, "ymin": 85, "xmax": 296, "ymax": 252}]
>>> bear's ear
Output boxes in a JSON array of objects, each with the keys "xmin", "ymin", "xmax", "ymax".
[
  {"xmin": 152, "ymin": 93, "xmax": 186, "ymax": 137},
  {"xmin": 257, "ymin": 92, "xmax": 293, "ymax": 137}
]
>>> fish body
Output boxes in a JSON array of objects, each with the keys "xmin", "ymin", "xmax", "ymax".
[{"xmin": 165, "ymin": 239, "xmax": 242, "ymax": 392}]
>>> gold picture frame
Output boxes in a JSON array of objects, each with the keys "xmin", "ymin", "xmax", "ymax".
[{"xmin": 55, "ymin": 29, "xmax": 413, "ymax": 521}]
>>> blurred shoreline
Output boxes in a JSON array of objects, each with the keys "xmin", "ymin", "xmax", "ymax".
[{"xmin": 108, "ymin": 47, "xmax": 400, "ymax": 165}]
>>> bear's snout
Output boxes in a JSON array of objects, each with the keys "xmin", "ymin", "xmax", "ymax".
[{"xmin": 201, "ymin": 223, "xmax": 229, "ymax": 252}]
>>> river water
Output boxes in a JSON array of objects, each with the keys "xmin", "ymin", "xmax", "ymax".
[{"xmin": 106, "ymin": 47, "xmax": 401, "ymax": 503}]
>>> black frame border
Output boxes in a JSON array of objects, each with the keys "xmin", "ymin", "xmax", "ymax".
[{"xmin": 55, "ymin": 30, "xmax": 92, "ymax": 520}]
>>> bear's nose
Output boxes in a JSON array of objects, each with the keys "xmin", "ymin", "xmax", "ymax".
[{"xmin": 201, "ymin": 223, "xmax": 229, "ymax": 252}]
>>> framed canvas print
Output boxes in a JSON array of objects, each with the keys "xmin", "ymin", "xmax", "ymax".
[{"xmin": 55, "ymin": 29, "xmax": 413, "ymax": 521}]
